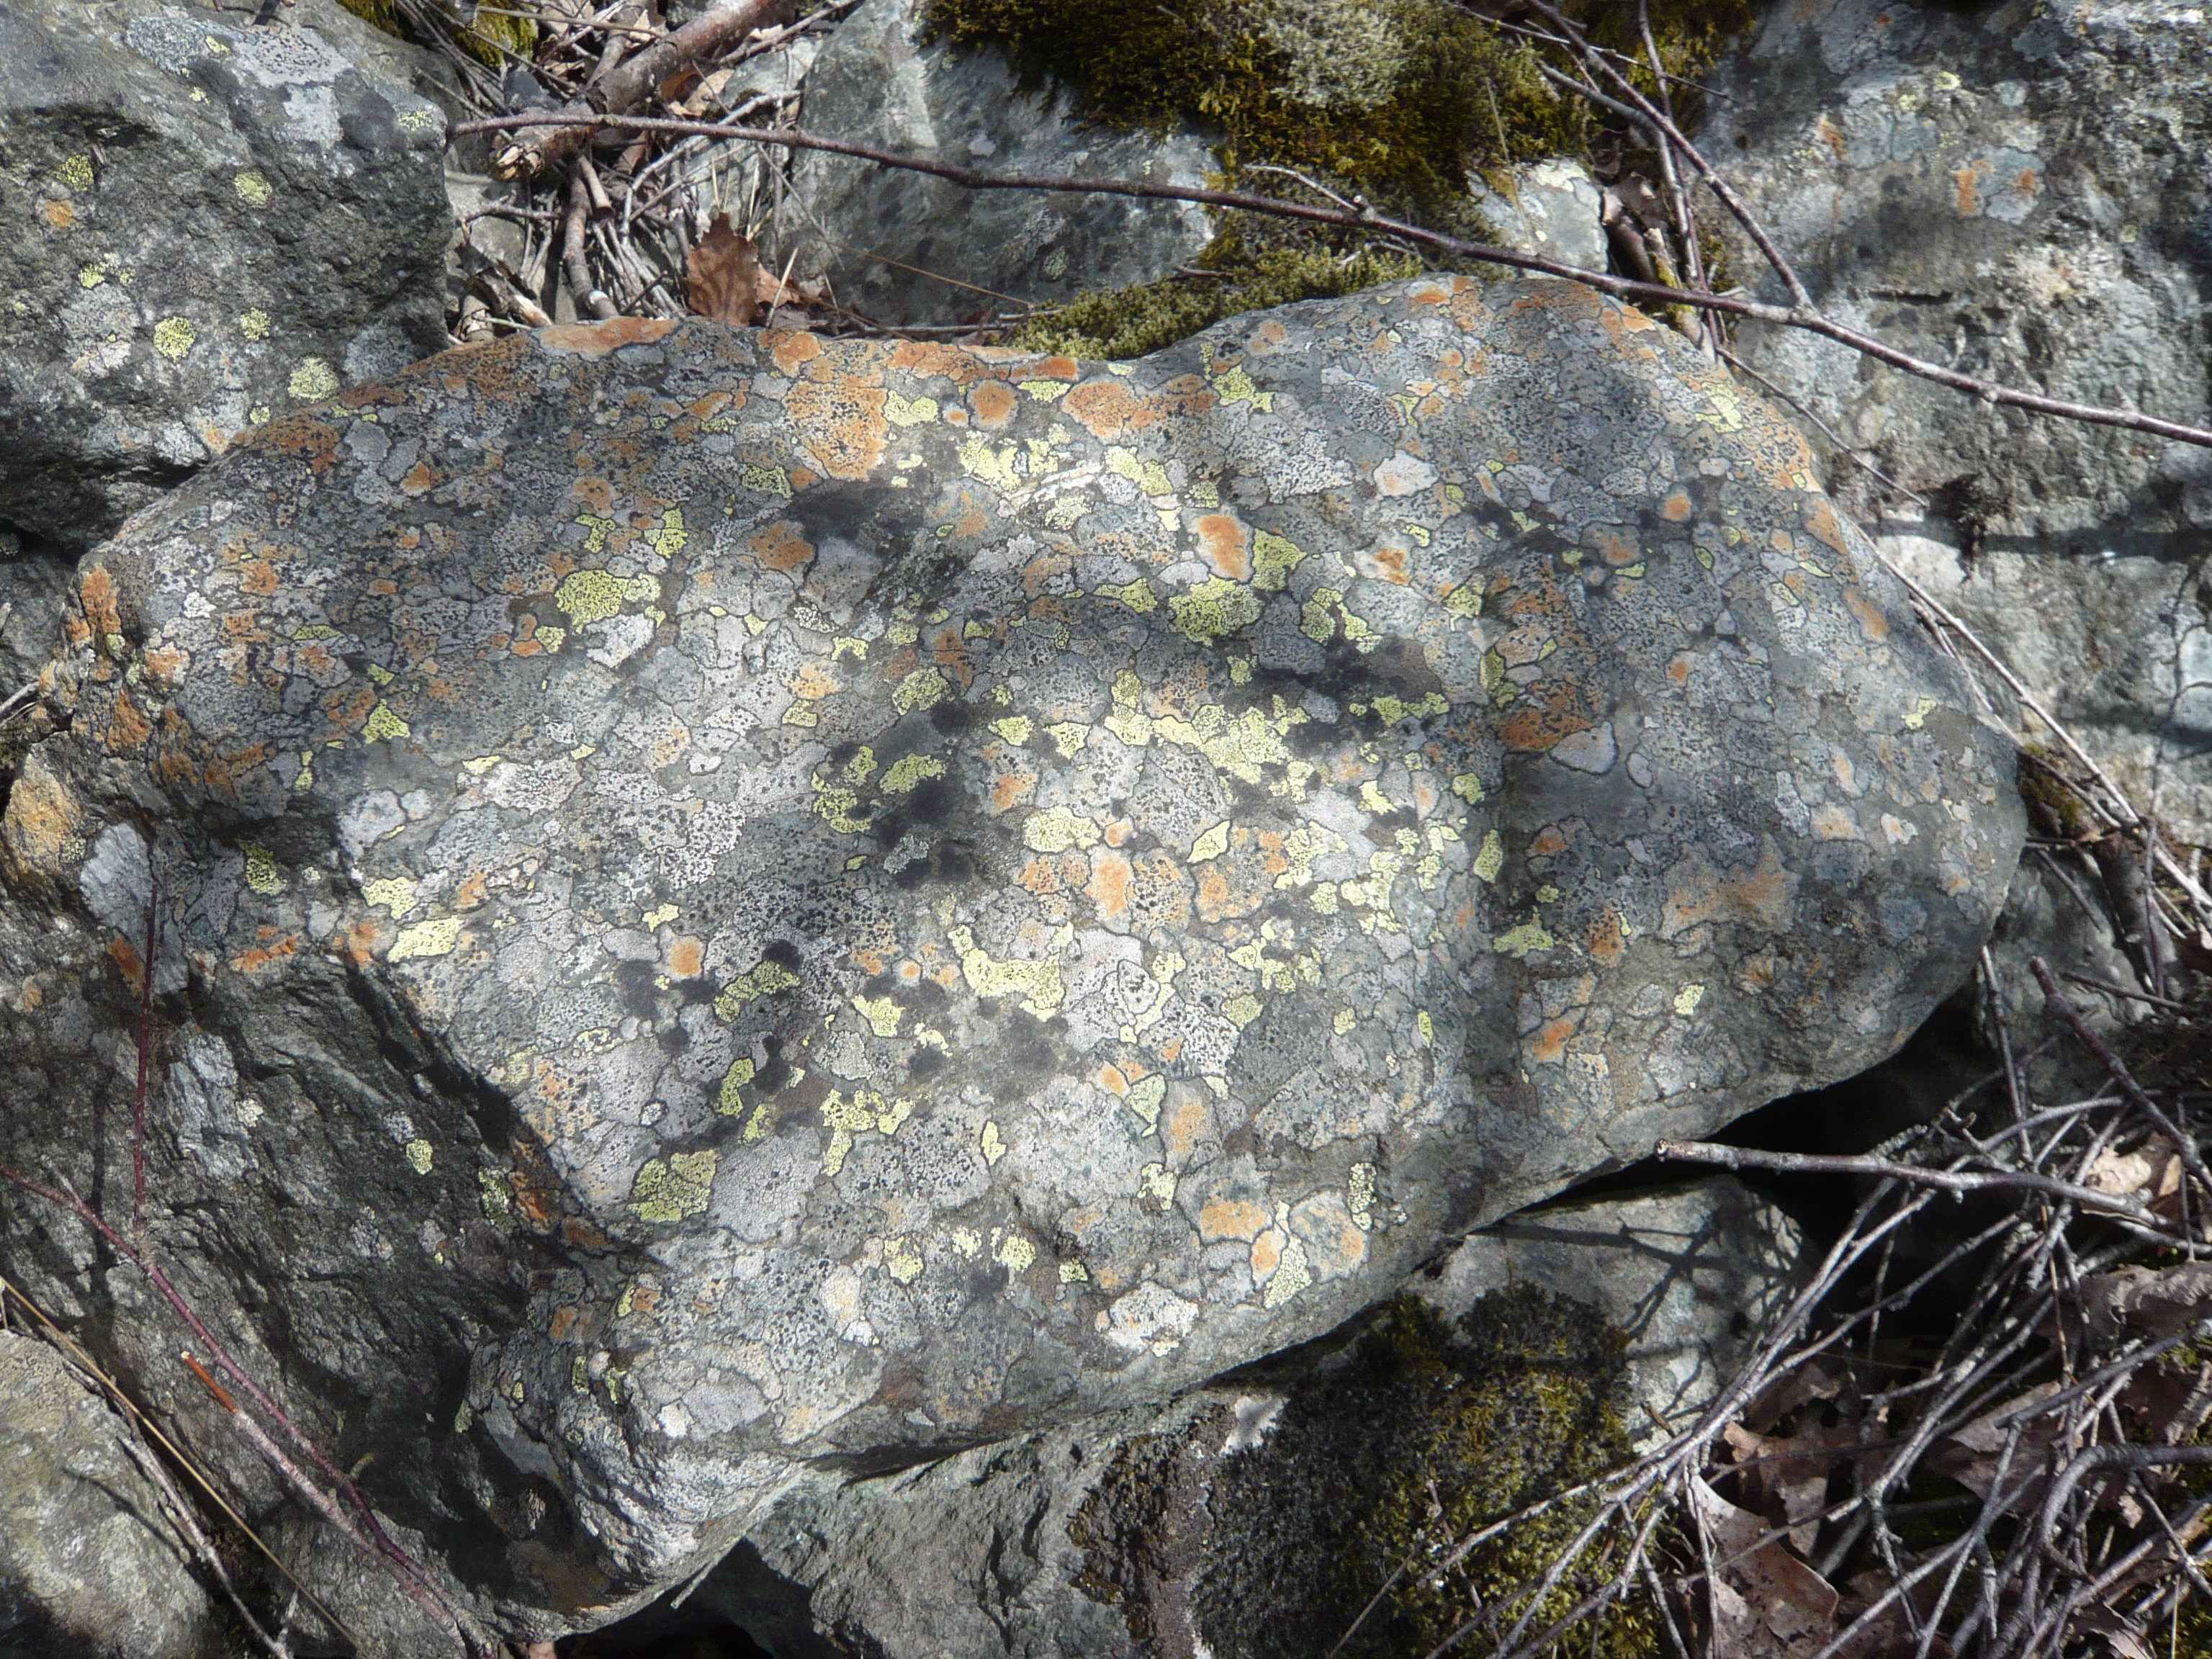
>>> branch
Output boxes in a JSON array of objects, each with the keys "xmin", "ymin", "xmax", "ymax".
[
  {"xmin": 1652, "ymin": 1140, "xmax": 2179, "ymax": 1233},
  {"xmin": 2030, "ymin": 957, "xmax": 2211, "ymax": 1192},
  {"xmin": 494, "ymin": 0, "xmax": 790, "ymax": 179},
  {"xmin": 443, "ymin": 110, "xmax": 2212, "ymax": 452},
  {"xmin": 0, "ymin": 1165, "xmax": 485, "ymax": 1655}
]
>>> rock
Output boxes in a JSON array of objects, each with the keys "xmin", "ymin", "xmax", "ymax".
[
  {"xmin": 1704, "ymin": 0, "xmax": 2212, "ymax": 837},
  {"xmin": 0, "ymin": 0, "xmax": 455, "ymax": 557},
  {"xmin": 630, "ymin": 1177, "xmax": 1802, "ymax": 1658},
  {"xmin": 781, "ymin": 0, "xmax": 1215, "ymax": 325},
  {"xmin": 0, "ymin": 1330, "xmax": 221, "ymax": 1659},
  {"xmin": 0, "ymin": 531, "xmax": 77, "ymax": 696},
  {"xmin": 1467, "ymin": 157, "xmax": 1607, "ymax": 274},
  {"xmin": 1410, "ymin": 1174, "xmax": 1804, "ymax": 1444},
  {"xmin": 0, "ymin": 276, "xmax": 2018, "ymax": 1632}
]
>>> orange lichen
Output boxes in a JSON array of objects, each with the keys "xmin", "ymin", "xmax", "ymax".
[
  {"xmin": 971, "ymin": 380, "xmax": 1017, "ymax": 427},
  {"xmin": 786, "ymin": 373, "xmax": 889, "ymax": 480},
  {"xmin": 747, "ymin": 521, "xmax": 816, "ymax": 573}
]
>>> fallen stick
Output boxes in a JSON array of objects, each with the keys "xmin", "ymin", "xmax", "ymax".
[
  {"xmin": 446, "ymin": 109, "xmax": 2212, "ymax": 454},
  {"xmin": 494, "ymin": 0, "xmax": 791, "ymax": 179}
]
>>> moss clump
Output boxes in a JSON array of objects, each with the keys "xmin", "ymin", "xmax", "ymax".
[
  {"xmin": 1013, "ymin": 238, "xmax": 1423, "ymax": 361},
  {"xmin": 336, "ymin": 0, "xmax": 536, "ymax": 70},
  {"xmin": 1190, "ymin": 1287, "xmax": 1665, "ymax": 1659},
  {"xmin": 927, "ymin": 0, "xmax": 1578, "ymax": 222},
  {"xmin": 934, "ymin": 0, "xmax": 1757, "ymax": 356}
]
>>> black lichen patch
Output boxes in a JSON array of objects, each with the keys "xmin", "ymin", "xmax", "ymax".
[{"xmin": 1190, "ymin": 1288, "xmax": 1662, "ymax": 1659}]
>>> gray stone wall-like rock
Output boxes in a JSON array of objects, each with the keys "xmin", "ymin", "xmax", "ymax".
[
  {"xmin": 0, "ymin": 1331, "xmax": 222, "ymax": 1659},
  {"xmin": 0, "ymin": 278, "xmax": 2018, "ymax": 1633},
  {"xmin": 782, "ymin": 0, "xmax": 1216, "ymax": 325},
  {"xmin": 585, "ymin": 1176, "xmax": 1802, "ymax": 1659},
  {"xmin": 1707, "ymin": 0, "xmax": 2212, "ymax": 837},
  {"xmin": 0, "ymin": 0, "xmax": 454, "ymax": 556}
]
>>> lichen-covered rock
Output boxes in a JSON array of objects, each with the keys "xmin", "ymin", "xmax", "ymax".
[
  {"xmin": 0, "ymin": 0, "xmax": 453, "ymax": 555},
  {"xmin": 634, "ymin": 1177, "xmax": 1802, "ymax": 1659},
  {"xmin": 782, "ymin": 0, "xmax": 1215, "ymax": 324},
  {"xmin": 0, "ymin": 276, "xmax": 2017, "ymax": 1627},
  {"xmin": 1466, "ymin": 157, "xmax": 1606, "ymax": 275},
  {"xmin": 1705, "ymin": 0, "xmax": 2212, "ymax": 837},
  {"xmin": 0, "ymin": 1331, "xmax": 222, "ymax": 1659}
]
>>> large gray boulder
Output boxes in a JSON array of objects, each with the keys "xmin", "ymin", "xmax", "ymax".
[
  {"xmin": 1706, "ymin": 0, "xmax": 2212, "ymax": 838},
  {"xmin": 781, "ymin": 0, "xmax": 1215, "ymax": 325},
  {"xmin": 661, "ymin": 1177, "xmax": 1803, "ymax": 1659},
  {"xmin": 0, "ymin": 0, "xmax": 454, "ymax": 557},
  {"xmin": 0, "ymin": 277, "xmax": 2018, "ymax": 1636},
  {"xmin": 0, "ymin": 1330, "xmax": 221, "ymax": 1659}
]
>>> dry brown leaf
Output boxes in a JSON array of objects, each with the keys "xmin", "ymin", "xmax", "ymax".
[
  {"xmin": 1690, "ymin": 1473, "xmax": 1840, "ymax": 1659},
  {"xmin": 686, "ymin": 212, "xmax": 761, "ymax": 326},
  {"xmin": 1739, "ymin": 1356, "xmax": 1853, "ymax": 1436},
  {"xmin": 2081, "ymin": 1262, "xmax": 2212, "ymax": 1346},
  {"xmin": 2080, "ymin": 1137, "xmax": 2183, "ymax": 1205},
  {"xmin": 1722, "ymin": 1418, "xmax": 1877, "ymax": 1555},
  {"xmin": 1928, "ymin": 1382, "xmax": 2064, "ymax": 1513},
  {"xmin": 2118, "ymin": 1357, "xmax": 2212, "ymax": 1447},
  {"xmin": 674, "ymin": 66, "xmax": 732, "ymax": 117}
]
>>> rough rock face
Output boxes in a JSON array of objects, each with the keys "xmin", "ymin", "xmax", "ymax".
[
  {"xmin": 0, "ymin": 0, "xmax": 454, "ymax": 557},
  {"xmin": 783, "ymin": 0, "xmax": 1215, "ymax": 324},
  {"xmin": 683, "ymin": 1177, "xmax": 1804, "ymax": 1659},
  {"xmin": 1466, "ymin": 158, "xmax": 1607, "ymax": 276},
  {"xmin": 1707, "ymin": 0, "xmax": 2212, "ymax": 836},
  {"xmin": 0, "ymin": 1331, "xmax": 220, "ymax": 1659},
  {"xmin": 0, "ymin": 276, "xmax": 2018, "ymax": 1630}
]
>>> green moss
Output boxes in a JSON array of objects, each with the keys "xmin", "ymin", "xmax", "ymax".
[
  {"xmin": 1014, "ymin": 238, "xmax": 1423, "ymax": 360},
  {"xmin": 937, "ymin": 0, "xmax": 1756, "ymax": 355},
  {"xmin": 1190, "ymin": 1288, "xmax": 1667, "ymax": 1659},
  {"xmin": 336, "ymin": 0, "xmax": 536, "ymax": 69}
]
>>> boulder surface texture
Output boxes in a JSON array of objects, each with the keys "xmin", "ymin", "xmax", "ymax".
[
  {"xmin": 667, "ymin": 1176, "xmax": 1804, "ymax": 1659},
  {"xmin": 0, "ymin": 276, "xmax": 2020, "ymax": 1630},
  {"xmin": 0, "ymin": 1330, "xmax": 220, "ymax": 1659},
  {"xmin": 1708, "ymin": 0, "xmax": 2212, "ymax": 837},
  {"xmin": 785, "ymin": 0, "xmax": 1215, "ymax": 324},
  {"xmin": 0, "ymin": 0, "xmax": 453, "ymax": 557}
]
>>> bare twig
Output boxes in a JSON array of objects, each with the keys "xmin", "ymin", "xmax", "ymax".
[
  {"xmin": 563, "ymin": 165, "xmax": 620, "ymax": 320},
  {"xmin": 1653, "ymin": 1140, "xmax": 2180, "ymax": 1236},
  {"xmin": 0, "ymin": 1271, "xmax": 346, "ymax": 1653},
  {"xmin": 494, "ymin": 0, "xmax": 790, "ymax": 179},
  {"xmin": 132, "ymin": 877, "xmax": 159, "ymax": 1231},
  {"xmin": 0, "ymin": 1166, "xmax": 485, "ymax": 1655},
  {"xmin": 446, "ymin": 110, "xmax": 2212, "ymax": 452}
]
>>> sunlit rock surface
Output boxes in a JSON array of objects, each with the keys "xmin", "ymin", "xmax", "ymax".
[{"xmin": 0, "ymin": 276, "xmax": 2018, "ymax": 1626}]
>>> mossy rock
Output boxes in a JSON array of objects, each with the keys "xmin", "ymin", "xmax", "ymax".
[
  {"xmin": 336, "ymin": 0, "xmax": 534, "ymax": 69},
  {"xmin": 1074, "ymin": 1287, "xmax": 1670, "ymax": 1659},
  {"xmin": 1013, "ymin": 239, "xmax": 1424, "ymax": 361},
  {"xmin": 934, "ymin": 0, "xmax": 1757, "ymax": 356}
]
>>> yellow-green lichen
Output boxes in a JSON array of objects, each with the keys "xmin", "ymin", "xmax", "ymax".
[
  {"xmin": 554, "ymin": 567, "xmax": 657, "ymax": 626},
  {"xmin": 390, "ymin": 916, "xmax": 462, "ymax": 961},
  {"xmin": 950, "ymin": 925, "xmax": 1065, "ymax": 1017},
  {"xmin": 880, "ymin": 753, "xmax": 946, "ymax": 793},
  {"xmin": 362, "ymin": 701, "xmax": 410, "ymax": 742},
  {"xmin": 243, "ymin": 845, "xmax": 284, "ymax": 895},
  {"xmin": 233, "ymin": 168, "xmax": 272, "ymax": 207},
  {"xmin": 152, "ymin": 317, "xmax": 196, "ymax": 361},
  {"xmin": 288, "ymin": 357, "xmax": 340, "ymax": 401},
  {"xmin": 630, "ymin": 1150, "xmax": 716, "ymax": 1222},
  {"xmin": 362, "ymin": 875, "xmax": 419, "ymax": 917}
]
